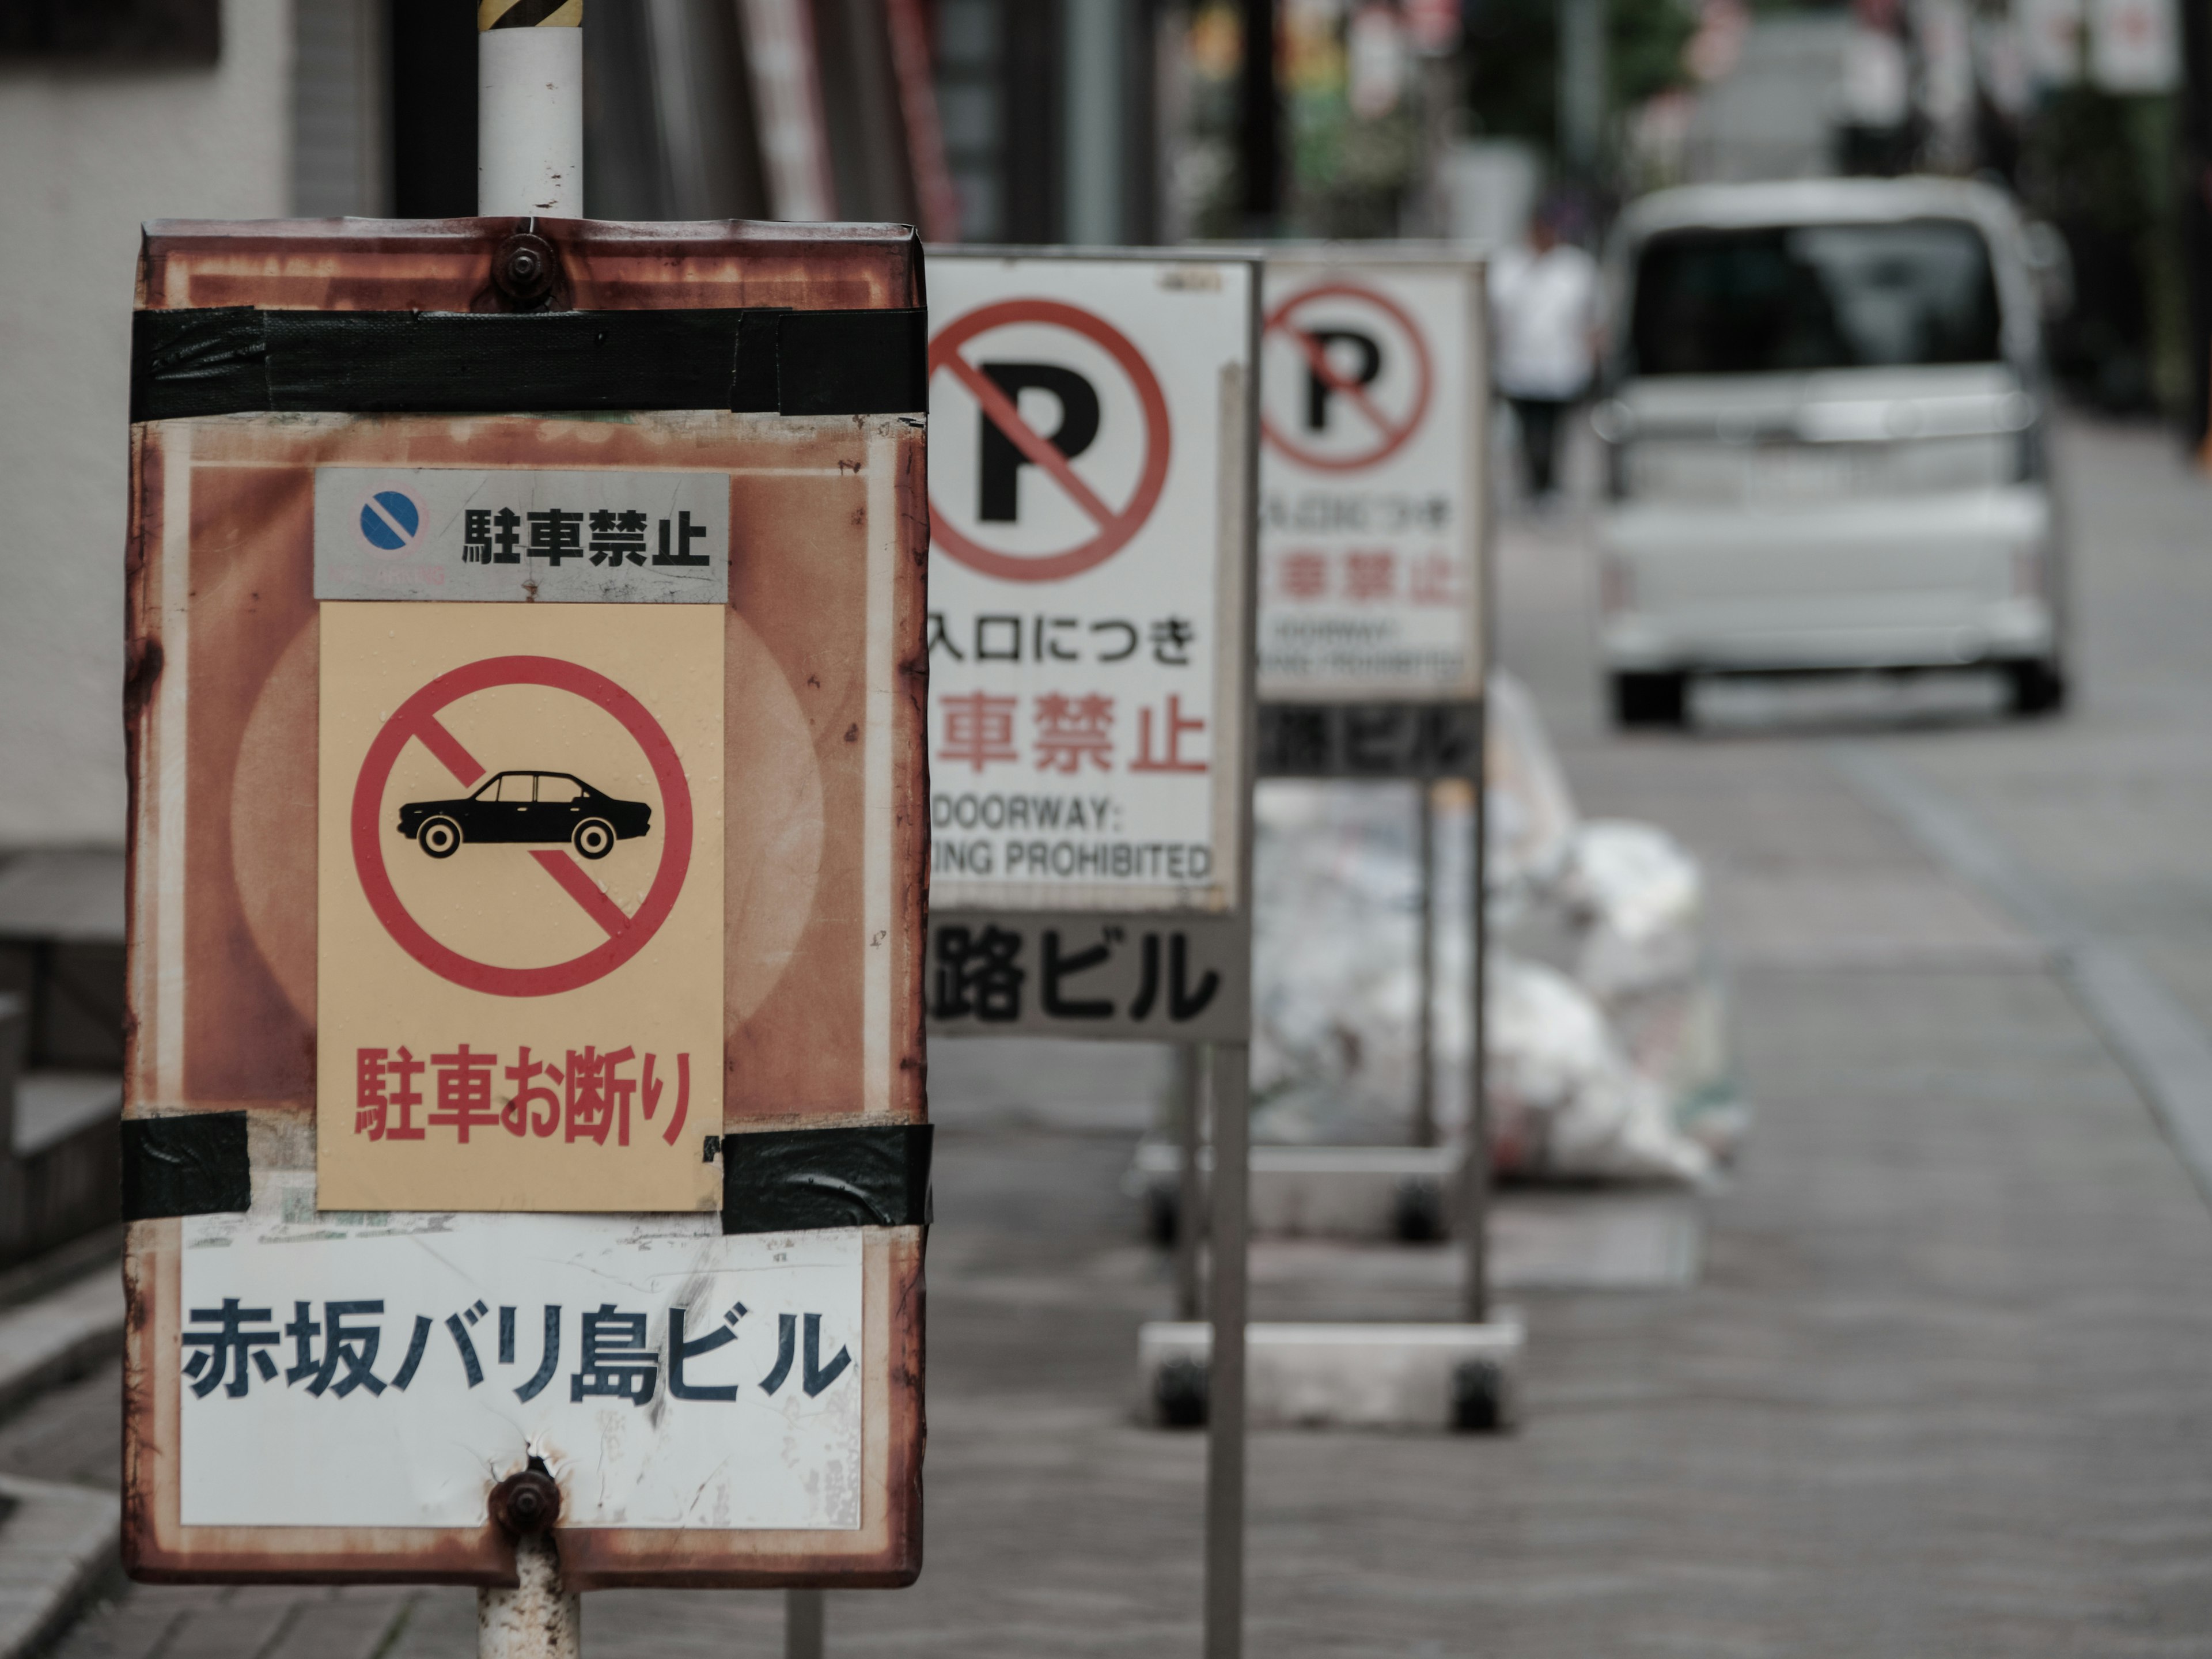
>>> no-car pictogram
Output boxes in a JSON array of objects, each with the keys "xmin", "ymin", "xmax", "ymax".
[
  {"xmin": 1262, "ymin": 282, "xmax": 1433, "ymax": 472},
  {"xmin": 350, "ymin": 656, "xmax": 694, "ymax": 998},
  {"xmin": 928, "ymin": 298, "xmax": 1171, "ymax": 583}
]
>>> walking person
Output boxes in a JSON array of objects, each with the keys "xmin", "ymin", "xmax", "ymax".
[{"xmin": 1491, "ymin": 199, "xmax": 1603, "ymax": 505}]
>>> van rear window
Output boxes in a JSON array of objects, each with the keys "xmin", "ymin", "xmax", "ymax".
[{"xmin": 1630, "ymin": 219, "xmax": 2003, "ymax": 375}]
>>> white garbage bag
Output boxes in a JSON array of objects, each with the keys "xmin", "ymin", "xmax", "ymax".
[
  {"xmin": 1560, "ymin": 819, "xmax": 1703, "ymax": 1001},
  {"xmin": 1249, "ymin": 781, "xmax": 1431, "ymax": 1145},
  {"xmin": 1558, "ymin": 819, "xmax": 1749, "ymax": 1164},
  {"xmin": 1241, "ymin": 672, "xmax": 1748, "ymax": 1176},
  {"xmin": 1484, "ymin": 669, "xmax": 1579, "ymax": 930},
  {"xmin": 1486, "ymin": 951, "xmax": 1714, "ymax": 1184}
]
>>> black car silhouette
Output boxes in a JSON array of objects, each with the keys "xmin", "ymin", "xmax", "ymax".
[{"xmin": 397, "ymin": 771, "xmax": 652, "ymax": 861}]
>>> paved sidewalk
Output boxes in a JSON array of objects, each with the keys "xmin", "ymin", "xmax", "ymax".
[{"xmin": 35, "ymin": 415, "xmax": 2212, "ymax": 1656}]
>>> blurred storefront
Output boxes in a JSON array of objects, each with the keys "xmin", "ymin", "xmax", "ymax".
[{"xmin": 3, "ymin": 0, "xmax": 2206, "ymax": 869}]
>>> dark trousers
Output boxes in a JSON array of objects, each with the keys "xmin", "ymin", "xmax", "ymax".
[{"xmin": 1509, "ymin": 396, "xmax": 1574, "ymax": 499}]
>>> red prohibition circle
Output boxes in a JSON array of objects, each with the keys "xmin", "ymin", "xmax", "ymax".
[
  {"xmin": 927, "ymin": 298, "xmax": 1172, "ymax": 583},
  {"xmin": 1260, "ymin": 282, "xmax": 1434, "ymax": 473},
  {"xmin": 350, "ymin": 656, "xmax": 694, "ymax": 999}
]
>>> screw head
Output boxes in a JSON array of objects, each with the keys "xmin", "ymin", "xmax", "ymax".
[
  {"xmin": 488, "ymin": 1468, "xmax": 562, "ymax": 1536},
  {"xmin": 491, "ymin": 233, "xmax": 559, "ymax": 309}
]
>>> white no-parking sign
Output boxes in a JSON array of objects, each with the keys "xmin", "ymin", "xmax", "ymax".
[
  {"xmin": 925, "ymin": 252, "xmax": 1258, "ymax": 916},
  {"xmin": 1256, "ymin": 253, "xmax": 1488, "ymax": 712}
]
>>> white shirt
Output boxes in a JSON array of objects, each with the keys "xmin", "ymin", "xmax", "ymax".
[{"xmin": 1490, "ymin": 242, "xmax": 1602, "ymax": 401}]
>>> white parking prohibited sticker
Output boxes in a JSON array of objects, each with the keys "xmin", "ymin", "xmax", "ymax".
[
  {"xmin": 1257, "ymin": 259, "xmax": 1487, "ymax": 702},
  {"xmin": 926, "ymin": 254, "xmax": 1257, "ymax": 914},
  {"xmin": 180, "ymin": 1176, "xmax": 862, "ymax": 1530},
  {"xmin": 313, "ymin": 467, "xmax": 730, "ymax": 604}
]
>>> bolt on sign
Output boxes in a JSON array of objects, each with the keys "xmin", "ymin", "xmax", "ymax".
[
  {"xmin": 1255, "ymin": 252, "xmax": 1490, "ymax": 778},
  {"xmin": 122, "ymin": 219, "xmax": 928, "ymax": 1586},
  {"xmin": 921, "ymin": 250, "xmax": 1259, "ymax": 1041}
]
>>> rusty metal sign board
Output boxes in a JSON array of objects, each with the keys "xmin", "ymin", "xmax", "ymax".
[
  {"xmin": 122, "ymin": 218, "xmax": 927, "ymax": 1588},
  {"xmin": 1255, "ymin": 251, "xmax": 1490, "ymax": 778}
]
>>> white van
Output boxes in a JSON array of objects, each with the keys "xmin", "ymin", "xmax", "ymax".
[{"xmin": 1594, "ymin": 177, "xmax": 2066, "ymax": 725}]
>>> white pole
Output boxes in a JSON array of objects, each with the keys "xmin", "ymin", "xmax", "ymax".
[
  {"xmin": 478, "ymin": 0, "xmax": 585, "ymax": 217},
  {"xmin": 474, "ymin": 7, "xmax": 585, "ymax": 1621},
  {"xmin": 480, "ymin": 1533, "xmax": 582, "ymax": 1659}
]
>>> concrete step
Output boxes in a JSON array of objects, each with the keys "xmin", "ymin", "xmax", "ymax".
[
  {"xmin": 0, "ymin": 1474, "xmax": 119, "ymax": 1659},
  {"xmin": 0, "ymin": 1268, "xmax": 125, "ymax": 1425},
  {"xmin": 11, "ymin": 1074, "xmax": 120, "ymax": 1161},
  {"xmin": 0, "ymin": 850, "xmax": 126, "ymax": 1073}
]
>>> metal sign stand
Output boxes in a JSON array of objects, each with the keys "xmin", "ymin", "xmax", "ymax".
[
  {"xmin": 922, "ymin": 249, "xmax": 1262, "ymax": 1659},
  {"xmin": 1245, "ymin": 249, "xmax": 1513, "ymax": 1418}
]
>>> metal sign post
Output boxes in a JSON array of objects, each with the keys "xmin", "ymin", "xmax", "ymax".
[
  {"xmin": 922, "ymin": 248, "xmax": 1262, "ymax": 1659},
  {"xmin": 121, "ymin": 63, "xmax": 931, "ymax": 1659},
  {"xmin": 1173, "ymin": 1043, "xmax": 1205, "ymax": 1319},
  {"xmin": 1253, "ymin": 248, "xmax": 1501, "ymax": 1339}
]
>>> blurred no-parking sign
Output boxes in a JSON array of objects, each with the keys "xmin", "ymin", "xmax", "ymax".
[
  {"xmin": 1256, "ymin": 251, "xmax": 1489, "ymax": 777},
  {"xmin": 923, "ymin": 250, "xmax": 1260, "ymax": 1041}
]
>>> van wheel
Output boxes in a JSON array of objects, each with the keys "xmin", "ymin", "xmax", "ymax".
[
  {"xmin": 1611, "ymin": 671, "xmax": 1687, "ymax": 729},
  {"xmin": 2006, "ymin": 660, "xmax": 2067, "ymax": 717}
]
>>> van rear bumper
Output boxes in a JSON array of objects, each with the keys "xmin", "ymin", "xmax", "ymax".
[{"xmin": 1598, "ymin": 487, "xmax": 2058, "ymax": 673}]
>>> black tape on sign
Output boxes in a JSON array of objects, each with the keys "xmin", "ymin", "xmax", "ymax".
[
  {"xmin": 722, "ymin": 1124, "xmax": 933, "ymax": 1234},
  {"xmin": 129, "ymin": 305, "xmax": 927, "ymax": 423},
  {"xmin": 120, "ymin": 1112, "xmax": 252, "ymax": 1221}
]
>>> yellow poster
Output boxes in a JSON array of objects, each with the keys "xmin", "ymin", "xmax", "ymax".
[{"xmin": 316, "ymin": 602, "xmax": 724, "ymax": 1211}]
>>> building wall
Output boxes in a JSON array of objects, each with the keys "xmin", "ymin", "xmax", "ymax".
[
  {"xmin": 0, "ymin": 0, "xmax": 293, "ymax": 849},
  {"xmin": 294, "ymin": 0, "xmax": 385, "ymax": 216}
]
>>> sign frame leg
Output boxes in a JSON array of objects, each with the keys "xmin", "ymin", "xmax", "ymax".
[
  {"xmin": 1176, "ymin": 1042, "xmax": 1207, "ymax": 1320},
  {"xmin": 478, "ymin": 1535, "xmax": 579, "ymax": 1659},
  {"xmin": 786, "ymin": 1588, "xmax": 825, "ymax": 1659},
  {"xmin": 1414, "ymin": 781, "xmax": 1437, "ymax": 1149},
  {"xmin": 1204, "ymin": 1038, "xmax": 1249, "ymax": 1659},
  {"xmin": 1460, "ymin": 762, "xmax": 1491, "ymax": 1325}
]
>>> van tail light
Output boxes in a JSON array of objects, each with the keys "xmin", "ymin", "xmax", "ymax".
[{"xmin": 1600, "ymin": 556, "xmax": 1634, "ymax": 614}]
